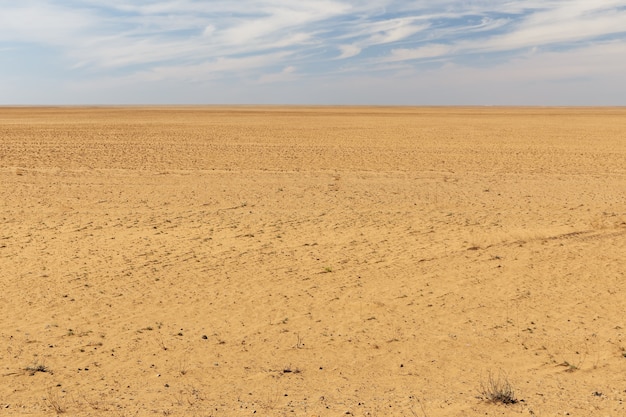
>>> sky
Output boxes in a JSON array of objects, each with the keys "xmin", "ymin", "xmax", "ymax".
[{"xmin": 1, "ymin": 0, "xmax": 626, "ymax": 105}]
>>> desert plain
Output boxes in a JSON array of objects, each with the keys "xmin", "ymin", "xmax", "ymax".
[{"xmin": 1, "ymin": 106, "xmax": 625, "ymax": 416}]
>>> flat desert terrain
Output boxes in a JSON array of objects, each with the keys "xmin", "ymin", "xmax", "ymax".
[{"xmin": 1, "ymin": 106, "xmax": 626, "ymax": 416}]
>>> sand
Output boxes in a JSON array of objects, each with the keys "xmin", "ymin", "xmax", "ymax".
[{"xmin": 1, "ymin": 106, "xmax": 625, "ymax": 416}]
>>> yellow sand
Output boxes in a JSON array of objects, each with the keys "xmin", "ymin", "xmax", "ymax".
[{"xmin": 1, "ymin": 107, "xmax": 625, "ymax": 416}]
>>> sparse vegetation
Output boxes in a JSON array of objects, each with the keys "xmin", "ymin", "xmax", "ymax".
[
  {"xmin": 294, "ymin": 333, "xmax": 304, "ymax": 349},
  {"xmin": 480, "ymin": 371, "xmax": 518, "ymax": 405},
  {"xmin": 3, "ymin": 107, "xmax": 625, "ymax": 416},
  {"xmin": 558, "ymin": 360, "xmax": 579, "ymax": 372},
  {"xmin": 45, "ymin": 387, "xmax": 66, "ymax": 414},
  {"xmin": 157, "ymin": 336, "xmax": 168, "ymax": 351},
  {"xmin": 25, "ymin": 362, "xmax": 50, "ymax": 376},
  {"xmin": 178, "ymin": 356, "xmax": 190, "ymax": 376}
]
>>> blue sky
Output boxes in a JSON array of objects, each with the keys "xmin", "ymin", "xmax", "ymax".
[{"xmin": 1, "ymin": 0, "xmax": 626, "ymax": 105}]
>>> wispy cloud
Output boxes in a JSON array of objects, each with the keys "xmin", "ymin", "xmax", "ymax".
[
  {"xmin": 385, "ymin": 44, "xmax": 453, "ymax": 62},
  {"xmin": 138, "ymin": 51, "xmax": 294, "ymax": 82},
  {"xmin": 1, "ymin": 0, "xmax": 626, "ymax": 104},
  {"xmin": 257, "ymin": 65, "xmax": 298, "ymax": 84},
  {"xmin": 360, "ymin": 18, "xmax": 430, "ymax": 45},
  {"xmin": 477, "ymin": 7, "xmax": 626, "ymax": 52},
  {"xmin": 337, "ymin": 44, "xmax": 362, "ymax": 59},
  {"xmin": 0, "ymin": 2, "xmax": 98, "ymax": 45}
]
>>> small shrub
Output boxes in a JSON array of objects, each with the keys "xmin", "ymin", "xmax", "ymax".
[
  {"xmin": 480, "ymin": 371, "xmax": 518, "ymax": 404},
  {"xmin": 25, "ymin": 362, "xmax": 50, "ymax": 376}
]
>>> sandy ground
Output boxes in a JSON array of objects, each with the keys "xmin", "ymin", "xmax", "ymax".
[{"xmin": 1, "ymin": 106, "xmax": 626, "ymax": 416}]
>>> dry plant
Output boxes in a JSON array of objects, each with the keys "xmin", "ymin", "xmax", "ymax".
[
  {"xmin": 157, "ymin": 335, "xmax": 168, "ymax": 351},
  {"xmin": 557, "ymin": 360, "xmax": 580, "ymax": 372},
  {"xmin": 294, "ymin": 333, "xmax": 304, "ymax": 349},
  {"xmin": 262, "ymin": 387, "xmax": 281, "ymax": 412},
  {"xmin": 45, "ymin": 387, "xmax": 67, "ymax": 414},
  {"xmin": 409, "ymin": 397, "xmax": 429, "ymax": 417},
  {"xmin": 178, "ymin": 355, "xmax": 189, "ymax": 376},
  {"xmin": 25, "ymin": 361, "xmax": 50, "ymax": 376},
  {"xmin": 558, "ymin": 350, "xmax": 586, "ymax": 372},
  {"xmin": 480, "ymin": 371, "xmax": 518, "ymax": 405}
]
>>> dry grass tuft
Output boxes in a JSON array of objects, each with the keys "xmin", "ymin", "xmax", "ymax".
[
  {"xmin": 480, "ymin": 371, "xmax": 518, "ymax": 405},
  {"xmin": 45, "ymin": 387, "xmax": 67, "ymax": 414}
]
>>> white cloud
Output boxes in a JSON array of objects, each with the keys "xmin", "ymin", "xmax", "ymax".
[
  {"xmin": 0, "ymin": 3, "xmax": 97, "ymax": 45},
  {"xmin": 485, "ymin": 40, "xmax": 626, "ymax": 82},
  {"xmin": 5, "ymin": 1, "xmax": 626, "ymax": 69},
  {"xmin": 365, "ymin": 19, "xmax": 429, "ymax": 45},
  {"xmin": 385, "ymin": 44, "xmax": 454, "ymax": 62},
  {"xmin": 137, "ymin": 51, "xmax": 294, "ymax": 82},
  {"xmin": 22, "ymin": 39, "xmax": 626, "ymax": 105},
  {"xmin": 376, "ymin": 1, "xmax": 626, "ymax": 63},
  {"xmin": 337, "ymin": 44, "xmax": 361, "ymax": 59},
  {"xmin": 257, "ymin": 65, "xmax": 298, "ymax": 84},
  {"xmin": 203, "ymin": 25, "xmax": 216, "ymax": 37},
  {"xmin": 2, "ymin": 0, "xmax": 626, "ymax": 104},
  {"xmin": 477, "ymin": 7, "xmax": 626, "ymax": 52}
]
